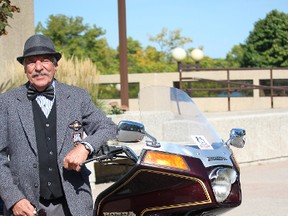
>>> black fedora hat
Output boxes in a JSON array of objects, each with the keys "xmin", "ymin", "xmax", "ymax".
[{"xmin": 17, "ymin": 34, "xmax": 62, "ymax": 64}]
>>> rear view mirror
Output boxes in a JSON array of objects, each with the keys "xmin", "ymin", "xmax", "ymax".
[
  {"xmin": 117, "ymin": 120, "xmax": 145, "ymax": 142},
  {"xmin": 227, "ymin": 128, "xmax": 246, "ymax": 148}
]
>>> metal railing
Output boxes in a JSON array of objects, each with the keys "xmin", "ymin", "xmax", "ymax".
[{"xmin": 179, "ymin": 68, "xmax": 288, "ymax": 111}]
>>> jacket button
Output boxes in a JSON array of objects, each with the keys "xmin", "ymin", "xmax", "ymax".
[
  {"xmin": 33, "ymin": 163, "xmax": 37, "ymax": 168},
  {"xmin": 34, "ymin": 183, "xmax": 38, "ymax": 188}
]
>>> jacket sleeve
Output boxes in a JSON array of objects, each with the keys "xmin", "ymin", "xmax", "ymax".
[
  {"xmin": 0, "ymin": 94, "xmax": 26, "ymax": 210},
  {"xmin": 79, "ymin": 89, "xmax": 117, "ymax": 150}
]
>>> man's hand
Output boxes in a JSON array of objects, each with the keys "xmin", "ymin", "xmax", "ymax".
[
  {"xmin": 12, "ymin": 198, "xmax": 36, "ymax": 216},
  {"xmin": 63, "ymin": 144, "xmax": 90, "ymax": 172}
]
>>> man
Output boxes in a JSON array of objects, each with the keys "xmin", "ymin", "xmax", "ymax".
[{"xmin": 0, "ymin": 34, "xmax": 117, "ymax": 216}]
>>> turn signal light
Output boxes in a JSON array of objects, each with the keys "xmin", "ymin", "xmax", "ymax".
[{"xmin": 143, "ymin": 151, "xmax": 189, "ymax": 171}]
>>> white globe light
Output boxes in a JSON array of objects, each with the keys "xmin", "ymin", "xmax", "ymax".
[
  {"xmin": 171, "ymin": 47, "xmax": 187, "ymax": 61},
  {"xmin": 115, "ymin": 84, "xmax": 121, "ymax": 91},
  {"xmin": 191, "ymin": 48, "xmax": 204, "ymax": 61}
]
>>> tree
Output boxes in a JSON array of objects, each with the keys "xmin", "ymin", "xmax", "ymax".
[
  {"xmin": 141, "ymin": 46, "xmax": 175, "ymax": 72},
  {"xmin": 125, "ymin": 37, "xmax": 144, "ymax": 73},
  {"xmin": 35, "ymin": 15, "xmax": 119, "ymax": 74},
  {"xmin": 0, "ymin": 0, "xmax": 20, "ymax": 36},
  {"xmin": 122, "ymin": 37, "xmax": 175, "ymax": 73},
  {"xmin": 149, "ymin": 28, "xmax": 193, "ymax": 61},
  {"xmin": 225, "ymin": 44, "xmax": 245, "ymax": 68},
  {"xmin": 241, "ymin": 10, "xmax": 288, "ymax": 67}
]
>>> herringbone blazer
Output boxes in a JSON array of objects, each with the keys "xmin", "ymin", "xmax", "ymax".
[{"xmin": 0, "ymin": 80, "xmax": 117, "ymax": 215}]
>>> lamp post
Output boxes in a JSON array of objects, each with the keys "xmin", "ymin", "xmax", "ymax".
[
  {"xmin": 118, "ymin": 0, "xmax": 129, "ymax": 108},
  {"xmin": 171, "ymin": 47, "xmax": 204, "ymax": 95}
]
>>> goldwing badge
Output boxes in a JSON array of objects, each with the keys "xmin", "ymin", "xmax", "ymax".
[{"xmin": 69, "ymin": 120, "xmax": 83, "ymax": 146}]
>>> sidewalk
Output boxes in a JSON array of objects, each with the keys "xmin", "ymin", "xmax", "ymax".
[{"xmin": 224, "ymin": 158, "xmax": 288, "ymax": 216}]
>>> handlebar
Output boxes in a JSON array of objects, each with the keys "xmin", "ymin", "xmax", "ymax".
[{"xmin": 81, "ymin": 144, "xmax": 138, "ymax": 166}]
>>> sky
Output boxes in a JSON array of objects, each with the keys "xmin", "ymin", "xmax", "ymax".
[{"xmin": 34, "ymin": 0, "xmax": 288, "ymax": 59}]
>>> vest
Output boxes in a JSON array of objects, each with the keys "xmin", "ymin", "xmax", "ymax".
[{"xmin": 32, "ymin": 100, "xmax": 64, "ymax": 199}]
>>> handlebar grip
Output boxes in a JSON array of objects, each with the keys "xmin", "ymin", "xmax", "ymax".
[{"xmin": 81, "ymin": 145, "xmax": 125, "ymax": 166}]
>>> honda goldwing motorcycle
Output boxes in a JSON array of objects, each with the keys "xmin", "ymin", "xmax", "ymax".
[{"xmin": 86, "ymin": 86, "xmax": 246, "ymax": 216}]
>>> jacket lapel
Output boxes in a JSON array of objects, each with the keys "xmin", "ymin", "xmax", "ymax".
[
  {"xmin": 17, "ymin": 85, "xmax": 38, "ymax": 154},
  {"xmin": 55, "ymin": 82, "xmax": 72, "ymax": 154}
]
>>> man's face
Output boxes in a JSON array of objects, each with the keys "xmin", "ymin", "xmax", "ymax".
[{"xmin": 24, "ymin": 55, "xmax": 58, "ymax": 91}]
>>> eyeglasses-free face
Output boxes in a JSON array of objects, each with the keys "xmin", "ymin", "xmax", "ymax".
[{"xmin": 24, "ymin": 55, "xmax": 58, "ymax": 92}]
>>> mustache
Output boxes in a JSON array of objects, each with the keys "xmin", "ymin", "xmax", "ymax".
[{"xmin": 31, "ymin": 71, "xmax": 50, "ymax": 77}]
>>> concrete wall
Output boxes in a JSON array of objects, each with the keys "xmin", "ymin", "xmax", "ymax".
[
  {"xmin": 99, "ymin": 69, "xmax": 288, "ymax": 112},
  {"xmin": 0, "ymin": 0, "xmax": 34, "ymax": 76},
  {"xmin": 206, "ymin": 108, "xmax": 288, "ymax": 163}
]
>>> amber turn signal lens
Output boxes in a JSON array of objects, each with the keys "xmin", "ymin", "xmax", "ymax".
[{"xmin": 143, "ymin": 151, "xmax": 189, "ymax": 171}]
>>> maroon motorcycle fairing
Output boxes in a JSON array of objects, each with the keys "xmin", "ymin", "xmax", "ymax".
[{"xmin": 94, "ymin": 149, "xmax": 241, "ymax": 216}]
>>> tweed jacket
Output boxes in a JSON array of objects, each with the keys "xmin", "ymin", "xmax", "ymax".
[{"xmin": 0, "ymin": 81, "xmax": 117, "ymax": 215}]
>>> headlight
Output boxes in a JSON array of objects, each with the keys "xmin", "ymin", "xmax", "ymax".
[{"xmin": 209, "ymin": 168, "xmax": 237, "ymax": 203}]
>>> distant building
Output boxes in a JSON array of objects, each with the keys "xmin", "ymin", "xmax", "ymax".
[{"xmin": 0, "ymin": 0, "xmax": 34, "ymax": 76}]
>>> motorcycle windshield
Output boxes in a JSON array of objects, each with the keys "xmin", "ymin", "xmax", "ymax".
[{"xmin": 138, "ymin": 86, "xmax": 223, "ymax": 148}]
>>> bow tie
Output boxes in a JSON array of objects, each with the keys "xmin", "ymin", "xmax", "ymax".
[{"xmin": 27, "ymin": 85, "xmax": 54, "ymax": 101}]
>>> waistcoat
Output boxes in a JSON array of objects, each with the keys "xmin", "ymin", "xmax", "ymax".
[{"xmin": 32, "ymin": 100, "xmax": 64, "ymax": 199}]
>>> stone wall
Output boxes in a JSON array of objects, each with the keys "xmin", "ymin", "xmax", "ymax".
[
  {"xmin": 206, "ymin": 108, "xmax": 288, "ymax": 163},
  {"xmin": 0, "ymin": 0, "xmax": 34, "ymax": 76}
]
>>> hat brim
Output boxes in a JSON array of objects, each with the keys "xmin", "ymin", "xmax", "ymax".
[{"xmin": 17, "ymin": 52, "xmax": 62, "ymax": 64}]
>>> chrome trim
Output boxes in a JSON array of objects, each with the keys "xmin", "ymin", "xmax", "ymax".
[{"xmin": 226, "ymin": 128, "xmax": 246, "ymax": 148}]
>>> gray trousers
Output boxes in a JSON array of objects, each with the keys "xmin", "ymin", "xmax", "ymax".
[{"xmin": 39, "ymin": 197, "xmax": 71, "ymax": 216}]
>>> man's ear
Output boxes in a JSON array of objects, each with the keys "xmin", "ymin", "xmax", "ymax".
[
  {"xmin": 24, "ymin": 66, "xmax": 28, "ymax": 74},
  {"xmin": 54, "ymin": 62, "xmax": 59, "ymax": 71}
]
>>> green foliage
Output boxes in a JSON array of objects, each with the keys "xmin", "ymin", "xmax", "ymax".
[
  {"xmin": 196, "ymin": 56, "xmax": 230, "ymax": 69},
  {"xmin": 225, "ymin": 44, "xmax": 245, "ymax": 68},
  {"xmin": 125, "ymin": 38, "xmax": 176, "ymax": 73},
  {"xmin": 98, "ymin": 83, "xmax": 139, "ymax": 99},
  {"xmin": 35, "ymin": 15, "xmax": 119, "ymax": 74},
  {"xmin": 107, "ymin": 102, "xmax": 126, "ymax": 115},
  {"xmin": 149, "ymin": 28, "xmax": 193, "ymax": 59},
  {"xmin": 241, "ymin": 10, "xmax": 288, "ymax": 67},
  {"xmin": 0, "ymin": 0, "xmax": 20, "ymax": 36}
]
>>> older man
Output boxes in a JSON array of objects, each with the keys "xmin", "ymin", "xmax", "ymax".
[{"xmin": 0, "ymin": 34, "xmax": 117, "ymax": 216}]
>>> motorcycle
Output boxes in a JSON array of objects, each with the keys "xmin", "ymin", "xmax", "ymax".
[{"xmin": 85, "ymin": 86, "xmax": 246, "ymax": 216}]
